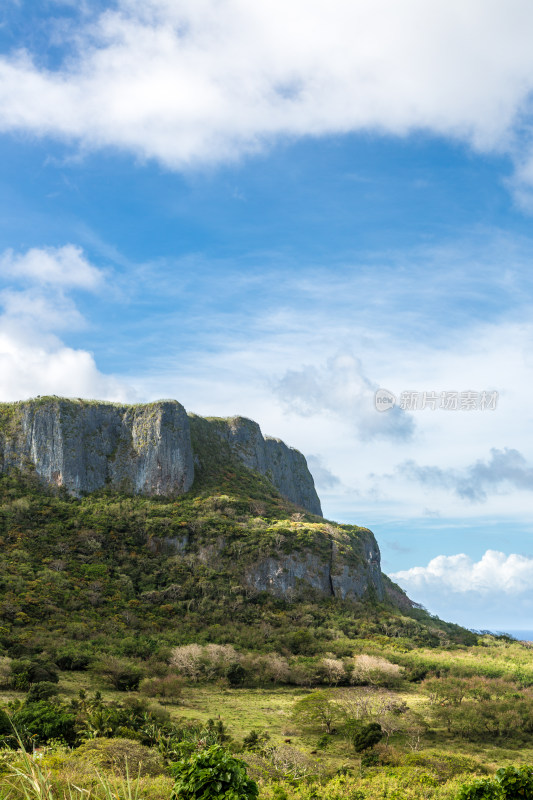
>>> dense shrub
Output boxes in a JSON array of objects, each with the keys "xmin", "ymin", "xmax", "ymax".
[
  {"xmin": 10, "ymin": 658, "xmax": 59, "ymax": 690},
  {"xmin": 226, "ymin": 662, "xmax": 247, "ymax": 686},
  {"xmin": 54, "ymin": 649, "xmax": 91, "ymax": 671},
  {"xmin": 352, "ymin": 722, "xmax": 383, "ymax": 753},
  {"xmin": 457, "ymin": 765, "xmax": 533, "ymax": 799},
  {"xmin": 92, "ymin": 656, "xmax": 144, "ymax": 691},
  {"xmin": 0, "ymin": 707, "xmax": 12, "ymax": 738},
  {"xmin": 170, "ymin": 744, "xmax": 258, "ymax": 800},
  {"xmin": 72, "ymin": 737, "xmax": 165, "ymax": 777},
  {"xmin": 244, "ymin": 653, "xmax": 290, "ymax": 685},
  {"xmin": 26, "ymin": 681, "xmax": 60, "ymax": 703},
  {"xmin": 139, "ymin": 674, "xmax": 183, "ymax": 703},
  {"xmin": 0, "ymin": 657, "xmax": 11, "ymax": 689},
  {"xmin": 12, "ymin": 700, "xmax": 77, "ymax": 746}
]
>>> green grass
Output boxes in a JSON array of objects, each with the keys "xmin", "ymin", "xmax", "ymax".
[{"xmin": 1, "ymin": 646, "xmax": 533, "ymax": 800}]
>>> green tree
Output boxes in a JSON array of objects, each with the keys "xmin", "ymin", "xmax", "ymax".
[
  {"xmin": 292, "ymin": 690, "xmax": 339, "ymax": 734},
  {"xmin": 92, "ymin": 656, "xmax": 144, "ymax": 691},
  {"xmin": 352, "ymin": 722, "xmax": 383, "ymax": 753}
]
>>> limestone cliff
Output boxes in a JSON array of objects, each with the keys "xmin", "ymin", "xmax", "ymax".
[
  {"xmin": 0, "ymin": 397, "xmax": 194, "ymax": 496},
  {"xmin": 199, "ymin": 415, "xmax": 322, "ymax": 516},
  {"xmin": 0, "ymin": 397, "xmax": 395, "ymax": 608},
  {"xmin": 0, "ymin": 398, "xmax": 321, "ymax": 515},
  {"xmin": 246, "ymin": 525, "xmax": 383, "ymax": 602}
]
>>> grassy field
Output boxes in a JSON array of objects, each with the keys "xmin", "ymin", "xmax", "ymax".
[{"xmin": 2, "ymin": 641, "xmax": 533, "ymax": 800}]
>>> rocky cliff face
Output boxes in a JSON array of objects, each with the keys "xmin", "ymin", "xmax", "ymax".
[
  {"xmin": 0, "ymin": 398, "xmax": 194, "ymax": 496},
  {"xmin": 203, "ymin": 416, "xmax": 322, "ymax": 516},
  {"xmin": 245, "ymin": 525, "xmax": 383, "ymax": 602},
  {"xmin": 0, "ymin": 398, "xmax": 322, "ymax": 515},
  {"xmin": 0, "ymin": 398, "xmax": 394, "ymax": 607}
]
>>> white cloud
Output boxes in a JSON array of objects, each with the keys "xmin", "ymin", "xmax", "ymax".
[
  {"xmin": 390, "ymin": 550, "xmax": 533, "ymax": 629},
  {"xmin": 0, "ymin": 288, "xmax": 85, "ymax": 330},
  {"xmin": 0, "ymin": 245, "xmax": 104, "ymax": 289},
  {"xmin": 2, "ymin": 1, "xmax": 533, "ymax": 184},
  {"xmin": 392, "ymin": 550, "xmax": 533, "ymax": 594},
  {"xmin": 0, "ymin": 245, "xmax": 132, "ymax": 402},
  {"xmin": 0, "ymin": 326, "xmax": 130, "ymax": 402},
  {"xmin": 275, "ymin": 353, "xmax": 414, "ymax": 441}
]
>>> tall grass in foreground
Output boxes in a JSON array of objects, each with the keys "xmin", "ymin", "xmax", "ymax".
[{"xmin": 0, "ymin": 746, "xmax": 142, "ymax": 800}]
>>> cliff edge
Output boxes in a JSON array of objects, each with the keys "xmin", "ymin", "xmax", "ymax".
[{"xmin": 0, "ymin": 397, "xmax": 322, "ymax": 516}]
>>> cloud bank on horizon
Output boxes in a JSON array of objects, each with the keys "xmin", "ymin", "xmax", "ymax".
[
  {"xmin": 391, "ymin": 550, "xmax": 533, "ymax": 630},
  {"xmin": 1, "ymin": 0, "xmax": 533, "ymax": 196}
]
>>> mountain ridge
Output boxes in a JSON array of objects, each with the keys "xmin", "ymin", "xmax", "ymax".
[
  {"xmin": 0, "ymin": 397, "xmax": 321, "ymax": 516},
  {"xmin": 0, "ymin": 396, "xmax": 478, "ymax": 664}
]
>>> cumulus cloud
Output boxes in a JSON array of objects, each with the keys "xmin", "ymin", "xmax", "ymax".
[
  {"xmin": 0, "ymin": 245, "xmax": 104, "ymax": 289},
  {"xmin": 392, "ymin": 550, "xmax": 533, "ymax": 594},
  {"xmin": 0, "ymin": 327, "xmax": 130, "ymax": 402},
  {"xmin": 400, "ymin": 447, "xmax": 533, "ymax": 502},
  {"xmin": 390, "ymin": 550, "xmax": 533, "ymax": 628},
  {"xmin": 2, "ymin": 1, "xmax": 533, "ymax": 185},
  {"xmin": 275, "ymin": 353, "xmax": 414, "ymax": 441},
  {"xmin": 0, "ymin": 245, "xmax": 132, "ymax": 402}
]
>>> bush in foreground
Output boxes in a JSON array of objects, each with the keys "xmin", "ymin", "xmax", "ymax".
[
  {"xmin": 458, "ymin": 765, "xmax": 533, "ymax": 799},
  {"xmin": 170, "ymin": 744, "xmax": 258, "ymax": 800}
]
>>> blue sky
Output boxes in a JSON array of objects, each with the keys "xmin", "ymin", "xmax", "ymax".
[{"xmin": 1, "ymin": 0, "xmax": 533, "ymax": 632}]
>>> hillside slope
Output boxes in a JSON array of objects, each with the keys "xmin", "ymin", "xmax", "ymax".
[{"xmin": 0, "ymin": 396, "xmax": 476, "ymax": 668}]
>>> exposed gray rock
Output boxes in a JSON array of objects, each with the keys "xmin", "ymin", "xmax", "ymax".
[
  {"xmin": 0, "ymin": 397, "xmax": 194, "ymax": 496},
  {"xmin": 246, "ymin": 525, "xmax": 384, "ymax": 601},
  {"xmin": 0, "ymin": 399, "xmax": 323, "ymax": 514},
  {"xmin": 213, "ymin": 416, "xmax": 322, "ymax": 516},
  {"xmin": 246, "ymin": 553, "xmax": 332, "ymax": 598},
  {"xmin": 146, "ymin": 534, "xmax": 189, "ymax": 555},
  {"xmin": 330, "ymin": 528, "xmax": 383, "ymax": 601}
]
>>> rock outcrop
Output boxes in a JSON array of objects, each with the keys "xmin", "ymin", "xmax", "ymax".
[
  {"xmin": 246, "ymin": 525, "xmax": 383, "ymax": 601},
  {"xmin": 0, "ymin": 398, "xmax": 397, "ymax": 607},
  {"xmin": 0, "ymin": 398, "xmax": 322, "ymax": 514}
]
